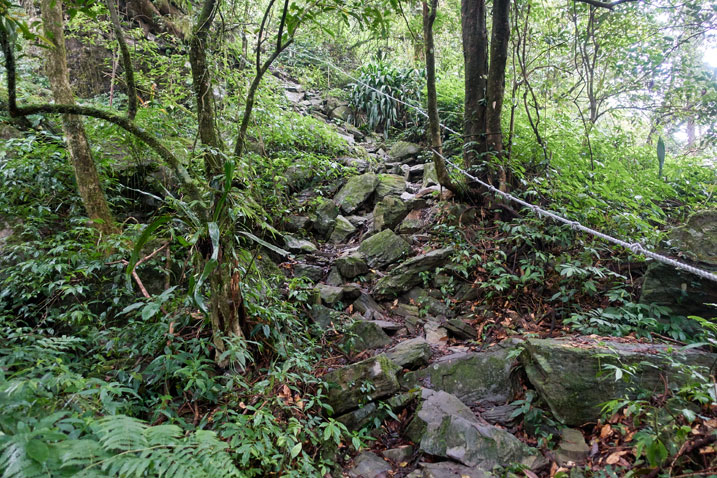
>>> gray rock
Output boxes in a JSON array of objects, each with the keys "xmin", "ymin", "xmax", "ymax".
[
  {"xmin": 398, "ymin": 209, "xmax": 436, "ymax": 234},
  {"xmin": 401, "ymin": 344, "xmax": 519, "ymax": 405},
  {"xmin": 359, "ymin": 229, "xmax": 412, "ymax": 269},
  {"xmin": 373, "ymin": 196, "xmax": 409, "ymax": 232},
  {"xmin": 324, "ymin": 355, "xmax": 402, "ymax": 414},
  {"xmin": 422, "ymin": 162, "xmax": 439, "ymax": 188},
  {"xmin": 330, "ymin": 215, "xmax": 357, "ymax": 243},
  {"xmin": 521, "ymin": 337, "xmax": 717, "ymax": 426},
  {"xmin": 353, "ymin": 293, "xmax": 387, "ymax": 320},
  {"xmin": 337, "ymin": 402, "xmax": 378, "ymax": 431},
  {"xmin": 389, "ymin": 141, "xmax": 421, "ymax": 161},
  {"xmin": 376, "ymin": 174, "xmax": 408, "ymax": 199},
  {"xmin": 283, "ymin": 215, "xmax": 310, "ymax": 233},
  {"xmin": 330, "ymin": 105, "xmax": 352, "ymax": 122},
  {"xmin": 373, "ymin": 247, "xmax": 454, "ymax": 300},
  {"xmin": 310, "ymin": 304, "xmax": 340, "ymax": 329},
  {"xmin": 443, "ymin": 318, "xmax": 477, "ymax": 340},
  {"xmin": 406, "ymin": 389, "xmax": 544, "ymax": 470},
  {"xmin": 408, "ymin": 164, "xmax": 425, "ymax": 181},
  {"xmin": 294, "ymin": 264, "xmax": 323, "ymax": 282},
  {"xmin": 315, "ymin": 284, "xmax": 344, "ymax": 305},
  {"xmin": 386, "ymin": 337, "xmax": 432, "ymax": 369},
  {"xmin": 347, "ymin": 214, "xmax": 372, "ymax": 227},
  {"xmin": 382, "ymin": 446, "xmax": 413, "ymax": 464},
  {"xmin": 312, "ymin": 199, "xmax": 339, "ymax": 238},
  {"xmin": 326, "ymin": 267, "xmax": 343, "ymax": 286},
  {"xmin": 555, "ymin": 428, "xmax": 590, "ymax": 465},
  {"xmin": 405, "ymin": 288, "xmax": 454, "ymax": 317},
  {"xmin": 419, "ymin": 461, "xmax": 491, "ymax": 478},
  {"xmin": 336, "ymin": 253, "xmax": 370, "ymax": 279},
  {"xmin": 423, "ymin": 321, "xmax": 448, "ymax": 345},
  {"xmin": 284, "ymin": 235, "xmax": 317, "ymax": 253},
  {"xmin": 347, "ymin": 452, "xmax": 391, "ymax": 478},
  {"xmin": 342, "ymin": 283, "xmax": 362, "ymax": 301},
  {"xmin": 340, "ymin": 157, "xmax": 370, "ymax": 173},
  {"xmin": 335, "ymin": 173, "xmax": 380, "ymax": 214},
  {"xmin": 348, "ymin": 320, "xmax": 392, "ymax": 352}
]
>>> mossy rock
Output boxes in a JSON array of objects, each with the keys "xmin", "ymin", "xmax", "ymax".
[
  {"xmin": 329, "ymin": 215, "xmax": 357, "ymax": 243},
  {"xmin": 389, "ymin": 141, "xmax": 421, "ymax": 161},
  {"xmin": 376, "ymin": 174, "xmax": 408, "ymax": 199},
  {"xmin": 323, "ymin": 355, "xmax": 401, "ymax": 415},
  {"xmin": 334, "ymin": 173, "xmax": 380, "ymax": 214},
  {"xmin": 372, "ymin": 247, "xmax": 453, "ymax": 299},
  {"xmin": 373, "ymin": 196, "xmax": 409, "ymax": 232},
  {"xmin": 336, "ymin": 253, "xmax": 369, "ymax": 279},
  {"xmin": 358, "ymin": 229, "xmax": 412, "ymax": 269}
]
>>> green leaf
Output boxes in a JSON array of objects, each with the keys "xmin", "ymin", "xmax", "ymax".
[
  {"xmin": 645, "ymin": 438, "xmax": 668, "ymax": 467},
  {"xmin": 290, "ymin": 442, "xmax": 302, "ymax": 458},
  {"xmin": 26, "ymin": 439, "xmax": 50, "ymax": 463}
]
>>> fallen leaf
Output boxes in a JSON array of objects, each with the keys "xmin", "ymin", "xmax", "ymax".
[
  {"xmin": 600, "ymin": 424, "xmax": 613, "ymax": 439},
  {"xmin": 606, "ymin": 452, "xmax": 622, "ymax": 465}
]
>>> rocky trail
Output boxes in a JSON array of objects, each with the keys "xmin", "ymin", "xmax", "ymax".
[{"xmin": 270, "ymin": 76, "xmax": 717, "ymax": 478}]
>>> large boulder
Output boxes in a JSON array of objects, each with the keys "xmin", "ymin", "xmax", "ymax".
[
  {"xmin": 359, "ymin": 229, "xmax": 412, "ymax": 269},
  {"xmin": 376, "ymin": 174, "xmax": 408, "ymax": 199},
  {"xmin": 521, "ymin": 337, "xmax": 717, "ymax": 426},
  {"xmin": 390, "ymin": 141, "xmax": 421, "ymax": 162},
  {"xmin": 422, "ymin": 162, "xmax": 439, "ymax": 188},
  {"xmin": 373, "ymin": 196, "xmax": 409, "ymax": 232},
  {"xmin": 347, "ymin": 319, "xmax": 392, "ymax": 352},
  {"xmin": 324, "ymin": 355, "xmax": 402, "ymax": 415},
  {"xmin": 347, "ymin": 452, "xmax": 391, "ymax": 478},
  {"xmin": 417, "ymin": 462, "xmax": 491, "ymax": 478},
  {"xmin": 312, "ymin": 199, "xmax": 339, "ymax": 238},
  {"xmin": 336, "ymin": 253, "xmax": 369, "ymax": 279},
  {"xmin": 386, "ymin": 337, "xmax": 432, "ymax": 369},
  {"xmin": 640, "ymin": 210, "xmax": 717, "ymax": 318},
  {"xmin": 401, "ymin": 342, "xmax": 519, "ymax": 405},
  {"xmin": 329, "ymin": 215, "xmax": 357, "ymax": 243},
  {"xmin": 405, "ymin": 389, "xmax": 544, "ymax": 471},
  {"xmin": 373, "ymin": 247, "xmax": 454, "ymax": 299},
  {"xmin": 283, "ymin": 235, "xmax": 317, "ymax": 253},
  {"xmin": 335, "ymin": 173, "xmax": 380, "ymax": 214}
]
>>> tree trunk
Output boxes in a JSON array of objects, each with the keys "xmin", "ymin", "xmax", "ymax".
[
  {"xmin": 461, "ymin": 0, "xmax": 488, "ymax": 169},
  {"xmin": 423, "ymin": 0, "xmax": 455, "ymax": 191},
  {"xmin": 485, "ymin": 0, "xmax": 510, "ymax": 158},
  {"xmin": 41, "ymin": 0, "xmax": 117, "ymax": 236}
]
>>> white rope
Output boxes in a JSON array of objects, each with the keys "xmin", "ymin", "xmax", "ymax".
[{"xmin": 292, "ymin": 50, "xmax": 717, "ymax": 283}]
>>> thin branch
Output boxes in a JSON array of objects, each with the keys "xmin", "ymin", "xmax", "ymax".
[
  {"xmin": 105, "ymin": 0, "xmax": 138, "ymax": 120},
  {"xmin": 573, "ymin": 0, "xmax": 638, "ymax": 10}
]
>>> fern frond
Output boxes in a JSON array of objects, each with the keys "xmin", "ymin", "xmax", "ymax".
[{"xmin": 93, "ymin": 415, "xmax": 148, "ymax": 451}]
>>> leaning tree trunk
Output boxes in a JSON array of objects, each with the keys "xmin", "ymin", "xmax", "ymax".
[
  {"xmin": 41, "ymin": 0, "xmax": 117, "ymax": 236},
  {"xmin": 461, "ymin": 0, "xmax": 488, "ymax": 169},
  {"xmin": 423, "ymin": 0, "xmax": 455, "ymax": 192}
]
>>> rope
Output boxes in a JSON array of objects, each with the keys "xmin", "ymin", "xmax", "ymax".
[{"xmin": 291, "ymin": 49, "xmax": 717, "ymax": 283}]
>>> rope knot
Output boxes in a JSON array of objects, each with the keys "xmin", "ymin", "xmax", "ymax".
[
  {"xmin": 629, "ymin": 243, "xmax": 645, "ymax": 254},
  {"xmin": 569, "ymin": 221, "xmax": 580, "ymax": 230}
]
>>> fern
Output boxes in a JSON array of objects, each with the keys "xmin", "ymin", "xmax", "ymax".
[{"xmin": 0, "ymin": 415, "xmax": 241, "ymax": 478}]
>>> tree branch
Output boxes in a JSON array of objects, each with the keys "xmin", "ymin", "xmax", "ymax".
[
  {"xmin": 573, "ymin": 0, "xmax": 638, "ymax": 10},
  {"xmin": 106, "ymin": 0, "xmax": 138, "ymax": 120}
]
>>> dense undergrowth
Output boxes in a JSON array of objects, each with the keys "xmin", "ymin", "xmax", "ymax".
[{"xmin": 0, "ymin": 11, "xmax": 715, "ymax": 477}]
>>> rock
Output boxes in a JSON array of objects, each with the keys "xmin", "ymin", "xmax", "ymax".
[
  {"xmin": 348, "ymin": 214, "xmax": 372, "ymax": 227},
  {"xmin": 555, "ymin": 428, "xmax": 590, "ymax": 465},
  {"xmin": 310, "ymin": 304, "xmax": 340, "ymax": 329},
  {"xmin": 479, "ymin": 403, "xmax": 521, "ymax": 427},
  {"xmin": 373, "ymin": 247, "xmax": 454, "ymax": 299},
  {"xmin": 342, "ymin": 283, "xmax": 362, "ymax": 301},
  {"xmin": 393, "ymin": 303, "xmax": 420, "ymax": 318},
  {"xmin": 283, "ymin": 215, "xmax": 310, "ymax": 233},
  {"xmin": 330, "ymin": 215, "xmax": 357, "ymax": 243},
  {"xmin": 294, "ymin": 264, "xmax": 323, "ymax": 282},
  {"xmin": 326, "ymin": 267, "xmax": 343, "ymax": 286},
  {"xmin": 370, "ymin": 320, "xmax": 403, "ymax": 333},
  {"xmin": 347, "ymin": 452, "xmax": 391, "ymax": 478},
  {"xmin": 521, "ymin": 337, "xmax": 717, "ymax": 426},
  {"xmin": 400, "ymin": 192, "xmax": 428, "ymax": 211},
  {"xmin": 348, "ymin": 320, "xmax": 392, "ymax": 352},
  {"xmin": 330, "ymin": 105, "xmax": 352, "ymax": 122},
  {"xmin": 423, "ymin": 321, "xmax": 448, "ymax": 345},
  {"xmin": 312, "ymin": 199, "xmax": 339, "ymax": 238},
  {"xmin": 373, "ymin": 196, "xmax": 409, "ymax": 232},
  {"xmin": 324, "ymin": 355, "xmax": 402, "ymax": 415},
  {"xmin": 406, "ymin": 389, "xmax": 543, "ymax": 470},
  {"xmin": 340, "ymin": 157, "xmax": 370, "ymax": 173},
  {"xmin": 382, "ymin": 446, "xmax": 413, "ymax": 464},
  {"xmin": 359, "ymin": 229, "xmax": 412, "ymax": 269},
  {"xmin": 284, "ymin": 235, "xmax": 317, "ymax": 253},
  {"xmin": 386, "ymin": 337, "xmax": 432, "ymax": 369},
  {"xmin": 401, "ymin": 343, "xmax": 519, "ymax": 405},
  {"xmin": 0, "ymin": 124, "xmax": 21, "ymax": 140},
  {"xmin": 335, "ymin": 173, "xmax": 380, "ymax": 214},
  {"xmin": 285, "ymin": 89, "xmax": 304, "ymax": 103},
  {"xmin": 336, "ymin": 253, "xmax": 370, "ymax": 279},
  {"xmin": 405, "ymin": 288, "xmax": 454, "ymax": 318},
  {"xmin": 376, "ymin": 174, "xmax": 408, "ymax": 199},
  {"xmin": 640, "ymin": 210, "xmax": 717, "ymax": 318},
  {"xmin": 337, "ymin": 402, "xmax": 378, "ymax": 431},
  {"xmin": 443, "ymin": 318, "xmax": 477, "ymax": 340},
  {"xmin": 418, "ymin": 462, "xmax": 491, "ymax": 478},
  {"xmin": 422, "ymin": 162, "xmax": 439, "ymax": 188},
  {"xmin": 398, "ymin": 209, "xmax": 436, "ymax": 234},
  {"xmin": 408, "ymin": 164, "xmax": 425, "ymax": 181},
  {"xmin": 353, "ymin": 293, "xmax": 387, "ymax": 320},
  {"xmin": 284, "ymin": 165, "xmax": 314, "ymax": 192},
  {"xmin": 315, "ymin": 284, "xmax": 344, "ymax": 305},
  {"xmin": 390, "ymin": 141, "xmax": 421, "ymax": 161}
]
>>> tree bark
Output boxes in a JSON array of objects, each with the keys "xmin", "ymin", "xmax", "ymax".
[
  {"xmin": 423, "ymin": 0, "xmax": 455, "ymax": 191},
  {"xmin": 485, "ymin": 0, "xmax": 510, "ymax": 158},
  {"xmin": 461, "ymin": 0, "xmax": 488, "ymax": 169},
  {"xmin": 106, "ymin": 0, "xmax": 137, "ymax": 120},
  {"xmin": 41, "ymin": 0, "xmax": 117, "ymax": 236}
]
